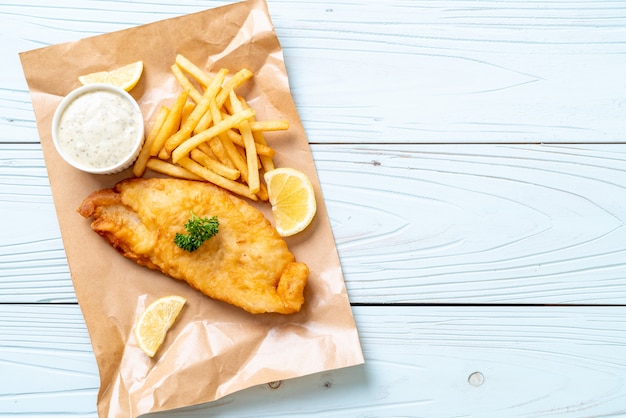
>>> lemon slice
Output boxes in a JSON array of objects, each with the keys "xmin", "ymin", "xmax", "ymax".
[
  {"xmin": 134, "ymin": 295, "xmax": 186, "ymax": 357},
  {"xmin": 78, "ymin": 60, "xmax": 144, "ymax": 92},
  {"xmin": 264, "ymin": 167, "xmax": 317, "ymax": 237}
]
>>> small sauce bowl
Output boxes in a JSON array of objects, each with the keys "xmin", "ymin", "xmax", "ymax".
[{"xmin": 51, "ymin": 83, "xmax": 145, "ymax": 175}]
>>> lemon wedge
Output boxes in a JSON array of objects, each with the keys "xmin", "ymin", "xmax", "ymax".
[
  {"xmin": 134, "ymin": 295, "xmax": 186, "ymax": 357},
  {"xmin": 78, "ymin": 60, "xmax": 144, "ymax": 92},
  {"xmin": 264, "ymin": 167, "xmax": 317, "ymax": 237}
]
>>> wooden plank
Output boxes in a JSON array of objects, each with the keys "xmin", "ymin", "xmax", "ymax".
[
  {"xmin": 3, "ymin": 143, "xmax": 626, "ymax": 305},
  {"xmin": 0, "ymin": 305, "xmax": 99, "ymax": 416},
  {"xmin": 0, "ymin": 304, "xmax": 625, "ymax": 417},
  {"xmin": 315, "ymin": 143, "xmax": 626, "ymax": 305},
  {"xmin": 3, "ymin": 1, "xmax": 626, "ymax": 144},
  {"xmin": 0, "ymin": 144, "xmax": 73, "ymax": 302}
]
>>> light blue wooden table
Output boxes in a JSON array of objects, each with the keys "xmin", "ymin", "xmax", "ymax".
[{"xmin": 2, "ymin": 1, "xmax": 626, "ymax": 417}]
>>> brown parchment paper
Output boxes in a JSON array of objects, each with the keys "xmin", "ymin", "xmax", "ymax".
[{"xmin": 19, "ymin": 0, "xmax": 364, "ymax": 416}]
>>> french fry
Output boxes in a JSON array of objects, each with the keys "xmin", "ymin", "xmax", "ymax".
[
  {"xmin": 159, "ymin": 69, "xmax": 230, "ymax": 161},
  {"xmin": 190, "ymin": 148, "xmax": 240, "ymax": 181},
  {"xmin": 256, "ymin": 180, "xmax": 269, "ymax": 201},
  {"xmin": 184, "ymin": 68, "xmax": 227, "ymax": 135},
  {"xmin": 255, "ymin": 131, "xmax": 275, "ymax": 172},
  {"xmin": 181, "ymin": 101, "xmax": 196, "ymax": 125},
  {"xmin": 177, "ymin": 156, "xmax": 257, "ymax": 200},
  {"xmin": 175, "ymin": 54, "xmax": 213, "ymax": 87},
  {"xmin": 149, "ymin": 90, "xmax": 189, "ymax": 156},
  {"xmin": 145, "ymin": 158, "xmax": 204, "ymax": 181},
  {"xmin": 193, "ymin": 108, "xmax": 213, "ymax": 134},
  {"xmin": 210, "ymin": 99, "xmax": 249, "ymax": 179},
  {"xmin": 250, "ymin": 120, "xmax": 289, "ymax": 132},
  {"xmin": 170, "ymin": 64, "xmax": 202, "ymax": 103},
  {"xmin": 171, "ymin": 107, "xmax": 255, "ymax": 163},
  {"xmin": 204, "ymin": 138, "xmax": 236, "ymax": 169},
  {"xmin": 197, "ymin": 142, "xmax": 217, "ymax": 160},
  {"xmin": 189, "ymin": 69, "xmax": 228, "ymax": 127},
  {"xmin": 239, "ymin": 96, "xmax": 276, "ymax": 172},
  {"xmin": 158, "ymin": 129, "xmax": 191, "ymax": 160},
  {"xmin": 133, "ymin": 106, "xmax": 169, "ymax": 177},
  {"xmin": 215, "ymin": 68, "xmax": 253, "ymax": 107},
  {"xmin": 229, "ymin": 90, "xmax": 259, "ymax": 194},
  {"xmin": 226, "ymin": 130, "xmax": 275, "ymax": 158}
]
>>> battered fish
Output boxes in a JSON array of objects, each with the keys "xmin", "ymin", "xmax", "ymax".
[{"xmin": 77, "ymin": 178, "xmax": 308, "ymax": 314}]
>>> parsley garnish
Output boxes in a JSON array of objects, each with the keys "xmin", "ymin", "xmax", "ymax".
[{"xmin": 174, "ymin": 211, "xmax": 219, "ymax": 252}]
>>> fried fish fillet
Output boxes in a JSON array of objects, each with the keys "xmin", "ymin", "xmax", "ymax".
[{"xmin": 77, "ymin": 178, "xmax": 308, "ymax": 314}]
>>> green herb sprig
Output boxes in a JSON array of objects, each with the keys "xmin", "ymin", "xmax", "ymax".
[{"xmin": 175, "ymin": 211, "xmax": 219, "ymax": 252}]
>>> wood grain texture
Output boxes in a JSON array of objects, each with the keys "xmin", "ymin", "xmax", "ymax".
[
  {"xmin": 316, "ymin": 144, "xmax": 626, "ymax": 304},
  {"xmin": 275, "ymin": 1, "xmax": 626, "ymax": 144},
  {"xmin": 3, "ymin": 143, "xmax": 626, "ymax": 304},
  {"xmin": 0, "ymin": 145, "xmax": 72, "ymax": 302},
  {"xmin": 0, "ymin": 305, "xmax": 99, "ymax": 416},
  {"xmin": 1, "ymin": 304, "xmax": 625, "ymax": 417},
  {"xmin": 4, "ymin": 1, "xmax": 626, "ymax": 144}
]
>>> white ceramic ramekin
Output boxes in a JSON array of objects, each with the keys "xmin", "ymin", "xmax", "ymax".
[{"xmin": 51, "ymin": 83, "xmax": 145, "ymax": 175}]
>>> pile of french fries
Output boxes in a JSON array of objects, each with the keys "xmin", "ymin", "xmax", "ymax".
[{"xmin": 133, "ymin": 54, "xmax": 289, "ymax": 201}]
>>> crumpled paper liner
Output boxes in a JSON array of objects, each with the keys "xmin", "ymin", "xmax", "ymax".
[{"xmin": 18, "ymin": 0, "xmax": 364, "ymax": 416}]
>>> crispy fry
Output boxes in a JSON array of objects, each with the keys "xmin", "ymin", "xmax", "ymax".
[
  {"xmin": 171, "ymin": 107, "xmax": 255, "ymax": 163},
  {"xmin": 253, "ymin": 131, "xmax": 275, "ymax": 172},
  {"xmin": 250, "ymin": 120, "xmax": 289, "ymax": 132},
  {"xmin": 181, "ymin": 101, "xmax": 195, "ymax": 125},
  {"xmin": 190, "ymin": 148, "xmax": 240, "ymax": 181},
  {"xmin": 204, "ymin": 138, "xmax": 235, "ymax": 169},
  {"xmin": 229, "ymin": 90, "xmax": 259, "ymax": 194},
  {"xmin": 159, "ymin": 128, "xmax": 191, "ymax": 160},
  {"xmin": 193, "ymin": 109, "xmax": 213, "ymax": 134},
  {"xmin": 175, "ymin": 54, "xmax": 213, "ymax": 87},
  {"xmin": 186, "ymin": 68, "xmax": 227, "ymax": 135},
  {"xmin": 239, "ymin": 96, "xmax": 276, "ymax": 172},
  {"xmin": 197, "ymin": 142, "xmax": 217, "ymax": 159},
  {"xmin": 149, "ymin": 90, "xmax": 189, "ymax": 156},
  {"xmin": 256, "ymin": 178, "xmax": 269, "ymax": 201},
  {"xmin": 210, "ymin": 99, "xmax": 249, "ymax": 182},
  {"xmin": 133, "ymin": 106, "xmax": 170, "ymax": 177},
  {"xmin": 145, "ymin": 158, "xmax": 203, "ymax": 181},
  {"xmin": 159, "ymin": 70, "xmax": 226, "ymax": 159},
  {"xmin": 225, "ymin": 130, "xmax": 274, "ymax": 157},
  {"xmin": 177, "ymin": 156, "xmax": 257, "ymax": 200},
  {"xmin": 215, "ymin": 68, "xmax": 253, "ymax": 108},
  {"xmin": 170, "ymin": 64, "xmax": 202, "ymax": 103}
]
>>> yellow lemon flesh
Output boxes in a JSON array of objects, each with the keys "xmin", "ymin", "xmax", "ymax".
[
  {"xmin": 264, "ymin": 167, "xmax": 317, "ymax": 237},
  {"xmin": 134, "ymin": 295, "xmax": 186, "ymax": 357},
  {"xmin": 78, "ymin": 60, "xmax": 144, "ymax": 92}
]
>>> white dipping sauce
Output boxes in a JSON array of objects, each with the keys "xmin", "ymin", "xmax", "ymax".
[{"xmin": 56, "ymin": 89, "xmax": 142, "ymax": 169}]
